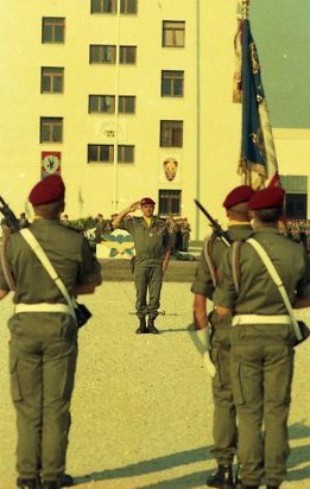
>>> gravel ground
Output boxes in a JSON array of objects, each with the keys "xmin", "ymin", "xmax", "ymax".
[{"xmin": 0, "ymin": 279, "xmax": 309, "ymax": 489}]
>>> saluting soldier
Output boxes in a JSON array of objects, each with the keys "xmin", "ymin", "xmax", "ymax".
[
  {"xmin": 191, "ymin": 185, "xmax": 254, "ymax": 489},
  {"xmin": 213, "ymin": 187, "xmax": 310, "ymax": 489},
  {"xmin": 112, "ymin": 197, "xmax": 171, "ymax": 334},
  {"xmin": 0, "ymin": 175, "xmax": 102, "ymax": 489}
]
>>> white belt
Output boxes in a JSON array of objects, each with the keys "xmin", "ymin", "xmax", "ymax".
[
  {"xmin": 232, "ymin": 314, "xmax": 291, "ymax": 326},
  {"xmin": 15, "ymin": 303, "xmax": 75, "ymax": 318}
]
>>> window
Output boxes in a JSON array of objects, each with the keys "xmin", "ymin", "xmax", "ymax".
[
  {"xmin": 160, "ymin": 121, "xmax": 183, "ymax": 147},
  {"xmin": 162, "ymin": 21, "xmax": 185, "ymax": 47},
  {"xmin": 120, "ymin": 0, "xmax": 137, "ymax": 14},
  {"xmin": 89, "ymin": 95, "xmax": 115, "ymax": 113},
  {"xmin": 286, "ymin": 194, "xmax": 307, "ymax": 220},
  {"xmin": 118, "ymin": 145, "xmax": 134, "ymax": 162},
  {"xmin": 87, "ymin": 144, "xmax": 134, "ymax": 163},
  {"xmin": 41, "ymin": 67, "xmax": 64, "ymax": 94},
  {"xmin": 40, "ymin": 117, "xmax": 63, "ymax": 143},
  {"xmin": 88, "ymin": 144, "xmax": 114, "ymax": 163},
  {"xmin": 119, "ymin": 46, "xmax": 136, "ymax": 64},
  {"xmin": 281, "ymin": 175, "xmax": 308, "ymax": 219},
  {"xmin": 90, "ymin": 45, "xmax": 116, "ymax": 64},
  {"xmin": 159, "ymin": 190, "xmax": 181, "ymax": 215},
  {"xmin": 118, "ymin": 96, "xmax": 135, "ymax": 114},
  {"xmin": 161, "ymin": 70, "xmax": 184, "ymax": 97},
  {"xmin": 42, "ymin": 17, "xmax": 65, "ymax": 43},
  {"xmin": 91, "ymin": 0, "xmax": 117, "ymax": 13}
]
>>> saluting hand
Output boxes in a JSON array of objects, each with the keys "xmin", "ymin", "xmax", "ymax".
[{"xmin": 128, "ymin": 201, "xmax": 141, "ymax": 213}]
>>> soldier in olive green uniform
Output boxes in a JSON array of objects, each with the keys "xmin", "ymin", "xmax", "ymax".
[
  {"xmin": 0, "ymin": 175, "xmax": 102, "ymax": 489},
  {"xmin": 191, "ymin": 185, "xmax": 254, "ymax": 489},
  {"xmin": 113, "ymin": 197, "xmax": 171, "ymax": 334},
  {"xmin": 214, "ymin": 187, "xmax": 310, "ymax": 489}
]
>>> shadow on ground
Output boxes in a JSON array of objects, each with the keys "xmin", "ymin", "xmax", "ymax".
[
  {"xmin": 287, "ymin": 421, "xmax": 310, "ymax": 482},
  {"xmin": 73, "ymin": 446, "xmax": 211, "ymax": 486},
  {"xmin": 72, "ymin": 413, "xmax": 310, "ymax": 487}
]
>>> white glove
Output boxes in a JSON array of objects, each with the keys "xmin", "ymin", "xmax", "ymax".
[
  {"xmin": 196, "ymin": 328, "xmax": 216, "ymax": 378},
  {"xmin": 202, "ymin": 351, "xmax": 216, "ymax": 378}
]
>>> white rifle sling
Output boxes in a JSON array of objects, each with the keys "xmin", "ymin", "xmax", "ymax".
[
  {"xmin": 19, "ymin": 228, "xmax": 76, "ymax": 316},
  {"xmin": 247, "ymin": 238, "xmax": 302, "ymax": 342}
]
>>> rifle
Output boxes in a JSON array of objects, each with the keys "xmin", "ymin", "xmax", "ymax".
[
  {"xmin": 0, "ymin": 196, "xmax": 21, "ymax": 232},
  {"xmin": 194, "ymin": 198, "xmax": 231, "ymax": 247}
]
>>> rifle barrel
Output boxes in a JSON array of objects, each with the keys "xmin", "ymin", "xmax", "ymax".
[
  {"xmin": 194, "ymin": 199, "xmax": 217, "ymax": 225},
  {"xmin": 194, "ymin": 198, "xmax": 231, "ymax": 247}
]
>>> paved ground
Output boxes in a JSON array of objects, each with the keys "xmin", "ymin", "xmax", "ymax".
[{"xmin": 0, "ymin": 277, "xmax": 309, "ymax": 489}]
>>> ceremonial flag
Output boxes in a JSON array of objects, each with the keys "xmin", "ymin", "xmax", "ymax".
[{"xmin": 234, "ymin": 16, "xmax": 280, "ymax": 188}]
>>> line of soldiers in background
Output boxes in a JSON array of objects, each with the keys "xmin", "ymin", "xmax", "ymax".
[
  {"xmin": 60, "ymin": 212, "xmax": 192, "ymax": 254},
  {"xmin": 285, "ymin": 219, "xmax": 310, "ymax": 253},
  {"xmin": 59, "ymin": 214, "xmax": 310, "ymax": 256},
  {"xmin": 2, "ymin": 213, "xmax": 309, "ymax": 256}
]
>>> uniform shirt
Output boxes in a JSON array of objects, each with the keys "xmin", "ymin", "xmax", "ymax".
[
  {"xmin": 0, "ymin": 219, "xmax": 101, "ymax": 305},
  {"xmin": 191, "ymin": 224, "xmax": 253, "ymax": 300},
  {"xmin": 214, "ymin": 227, "xmax": 310, "ymax": 315},
  {"xmin": 119, "ymin": 216, "xmax": 171, "ymax": 266}
]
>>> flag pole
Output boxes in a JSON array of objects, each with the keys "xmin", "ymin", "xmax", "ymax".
[
  {"xmin": 241, "ymin": 0, "xmax": 250, "ymax": 20},
  {"xmin": 241, "ymin": 1, "xmax": 250, "ymax": 185}
]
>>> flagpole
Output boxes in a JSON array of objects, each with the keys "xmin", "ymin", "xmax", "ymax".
[{"xmin": 241, "ymin": 0, "xmax": 250, "ymax": 20}]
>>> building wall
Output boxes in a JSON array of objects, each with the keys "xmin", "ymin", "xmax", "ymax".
[
  {"xmin": 0, "ymin": 0, "xmax": 309, "ymax": 240},
  {"xmin": 252, "ymin": 0, "xmax": 310, "ymax": 129}
]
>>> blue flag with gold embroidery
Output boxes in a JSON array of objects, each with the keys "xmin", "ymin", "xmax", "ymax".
[
  {"xmin": 235, "ymin": 18, "xmax": 279, "ymax": 188},
  {"xmin": 241, "ymin": 20, "xmax": 265, "ymax": 167}
]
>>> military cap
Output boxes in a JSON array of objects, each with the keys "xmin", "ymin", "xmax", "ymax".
[
  {"xmin": 29, "ymin": 174, "xmax": 65, "ymax": 206},
  {"xmin": 140, "ymin": 197, "xmax": 156, "ymax": 206},
  {"xmin": 249, "ymin": 186, "xmax": 285, "ymax": 210},
  {"xmin": 223, "ymin": 185, "xmax": 255, "ymax": 209}
]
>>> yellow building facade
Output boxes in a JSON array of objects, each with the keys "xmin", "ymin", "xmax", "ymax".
[{"xmin": 1, "ymin": 0, "xmax": 309, "ymax": 239}]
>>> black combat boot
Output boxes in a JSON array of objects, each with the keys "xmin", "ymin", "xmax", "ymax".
[
  {"xmin": 42, "ymin": 482, "xmax": 59, "ymax": 489},
  {"xmin": 206, "ymin": 464, "xmax": 234, "ymax": 488},
  {"xmin": 147, "ymin": 316, "xmax": 159, "ymax": 334},
  {"xmin": 17, "ymin": 479, "xmax": 39, "ymax": 489},
  {"xmin": 136, "ymin": 316, "xmax": 147, "ymax": 334},
  {"xmin": 59, "ymin": 474, "xmax": 74, "ymax": 487}
]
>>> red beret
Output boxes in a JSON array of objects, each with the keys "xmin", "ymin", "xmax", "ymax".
[
  {"xmin": 140, "ymin": 197, "xmax": 156, "ymax": 206},
  {"xmin": 223, "ymin": 185, "xmax": 255, "ymax": 210},
  {"xmin": 249, "ymin": 186, "xmax": 285, "ymax": 210},
  {"xmin": 29, "ymin": 175, "xmax": 65, "ymax": 206}
]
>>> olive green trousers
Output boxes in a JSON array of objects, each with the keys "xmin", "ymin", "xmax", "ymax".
[
  {"xmin": 9, "ymin": 332, "xmax": 77, "ymax": 480},
  {"xmin": 210, "ymin": 328, "xmax": 237, "ymax": 464},
  {"xmin": 230, "ymin": 324, "xmax": 294, "ymax": 487},
  {"xmin": 134, "ymin": 264, "xmax": 163, "ymax": 317}
]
